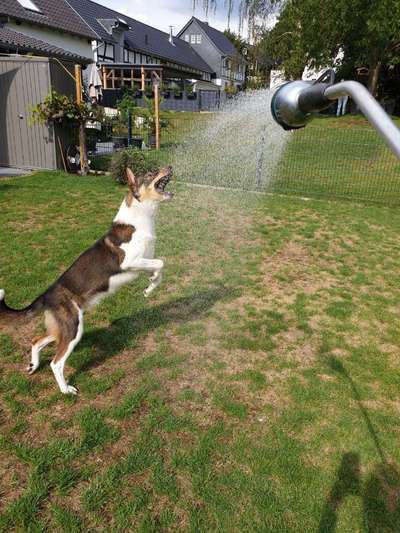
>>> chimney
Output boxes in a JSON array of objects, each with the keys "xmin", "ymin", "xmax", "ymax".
[
  {"xmin": 111, "ymin": 18, "xmax": 130, "ymax": 62},
  {"xmin": 169, "ymin": 26, "xmax": 175, "ymax": 46}
]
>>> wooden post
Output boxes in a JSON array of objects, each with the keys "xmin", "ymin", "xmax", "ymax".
[
  {"xmin": 102, "ymin": 65, "xmax": 107, "ymax": 89},
  {"xmin": 75, "ymin": 64, "xmax": 89, "ymax": 176},
  {"xmin": 154, "ymin": 82, "xmax": 160, "ymax": 150},
  {"xmin": 75, "ymin": 64, "xmax": 82, "ymax": 104},
  {"xmin": 141, "ymin": 65, "xmax": 145, "ymax": 91}
]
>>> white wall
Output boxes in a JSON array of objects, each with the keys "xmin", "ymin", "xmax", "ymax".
[{"xmin": 7, "ymin": 21, "xmax": 94, "ymax": 61}]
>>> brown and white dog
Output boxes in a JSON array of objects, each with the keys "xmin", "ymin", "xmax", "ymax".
[{"xmin": 0, "ymin": 167, "xmax": 173, "ymax": 395}]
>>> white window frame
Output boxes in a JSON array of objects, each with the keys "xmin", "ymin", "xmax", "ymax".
[
  {"xmin": 190, "ymin": 35, "xmax": 196, "ymax": 44},
  {"xmin": 185, "ymin": 35, "xmax": 189, "ymax": 42},
  {"xmin": 196, "ymin": 34, "xmax": 202, "ymax": 44}
]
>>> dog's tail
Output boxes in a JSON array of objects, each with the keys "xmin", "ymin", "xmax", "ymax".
[{"xmin": 0, "ymin": 289, "xmax": 43, "ymax": 324}]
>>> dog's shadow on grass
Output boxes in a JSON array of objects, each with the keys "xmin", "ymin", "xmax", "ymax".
[
  {"xmin": 318, "ymin": 357, "xmax": 400, "ymax": 532},
  {"xmin": 72, "ymin": 285, "xmax": 236, "ymax": 377}
]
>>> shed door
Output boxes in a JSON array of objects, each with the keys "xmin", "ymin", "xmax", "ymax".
[{"xmin": 0, "ymin": 58, "xmax": 55, "ymax": 169}]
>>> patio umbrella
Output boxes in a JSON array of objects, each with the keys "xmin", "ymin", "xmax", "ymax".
[{"xmin": 88, "ymin": 64, "xmax": 103, "ymax": 103}]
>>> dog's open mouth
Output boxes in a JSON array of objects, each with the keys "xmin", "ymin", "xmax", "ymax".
[{"xmin": 155, "ymin": 169, "xmax": 173, "ymax": 200}]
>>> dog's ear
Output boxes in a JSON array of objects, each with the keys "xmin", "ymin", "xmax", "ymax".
[{"xmin": 126, "ymin": 168, "xmax": 138, "ymax": 191}]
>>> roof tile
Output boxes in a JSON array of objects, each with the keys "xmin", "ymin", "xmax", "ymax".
[
  {"xmin": 66, "ymin": 0, "xmax": 213, "ymax": 73},
  {"xmin": 0, "ymin": 24, "xmax": 92, "ymax": 62},
  {"xmin": 0, "ymin": 0, "xmax": 97, "ymax": 39}
]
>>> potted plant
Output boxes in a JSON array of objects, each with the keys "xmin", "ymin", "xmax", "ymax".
[
  {"xmin": 186, "ymin": 84, "xmax": 197, "ymax": 100},
  {"xmin": 30, "ymin": 90, "xmax": 103, "ymax": 175},
  {"xmin": 173, "ymin": 86, "xmax": 183, "ymax": 99},
  {"xmin": 111, "ymin": 120, "xmax": 128, "ymax": 150},
  {"xmin": 224, "ymin": 84, "xmax": 238, "ymax": 98}
]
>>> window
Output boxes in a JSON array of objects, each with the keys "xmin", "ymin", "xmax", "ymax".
[
  {"xmin": 123, "ymin": 48, "xmax": 129, "ymax": 63},
  {"xmin": 184, "ymin": 35, "xmax": 189, "ymax": 42},
  {"xmin": 190, "ymin": 35, "xmax": 196, "ymax": 44},
  {"xmin": 97, "ymin": 42, "xmax": 115, "ymax": 62},
  {"xmin": 17, "ymin": 0, "xmax": 41, "ymax": 11},
  {"xmin": 196, "ymin": 34, "xmax": 202, "ymax": 44}
]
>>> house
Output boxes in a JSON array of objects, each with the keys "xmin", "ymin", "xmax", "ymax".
[
  {"xmin": 66, "ymin": 0, "xmax": 214, "ymax": 94},
  {"xmin": 177, "ymin": 17, "xmax": 246, "ymax": 90},
  {"xmin": 0, "ymin": 0, "xmax": 96, "ymax": 63},
  {"xmin": 0, "ymin": 1, "xmax": 98, "ymax": 171}
]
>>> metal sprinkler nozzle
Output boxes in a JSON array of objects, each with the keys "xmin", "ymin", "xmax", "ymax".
[
  {"xmin": 271, "ymin": 70, "xmax": 335, "ymax": 130},
  {"xmin": 271, "ymin": 69, "xmax": 400, "ymax": 159}
]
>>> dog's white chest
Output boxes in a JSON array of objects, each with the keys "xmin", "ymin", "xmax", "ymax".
[{"xmin": 120, "ymin": 231, "xmax": 155, "ymax": 269}]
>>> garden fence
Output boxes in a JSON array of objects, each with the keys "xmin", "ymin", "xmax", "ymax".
[
  {"xmin": 88, "ymin": 112, "xmax": 400, "ymax": 206},
  {"xmin": 269, "ymin": 122, "xmax": 400, "ymax": 205}
]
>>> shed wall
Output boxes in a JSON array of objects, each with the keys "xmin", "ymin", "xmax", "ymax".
[{"xmin": 0, "ymin": 56, "xmax": 56, "ymax": 169}]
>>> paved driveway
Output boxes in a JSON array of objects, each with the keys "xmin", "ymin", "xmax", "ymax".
[{"xmin": 0, "ymin": 167, "xmax": 31, "ymax": 178}]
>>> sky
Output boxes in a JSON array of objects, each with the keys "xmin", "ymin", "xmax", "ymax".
[{"xmin": 95, "ymin": 0, "xmax": 245, "ymax": 36}]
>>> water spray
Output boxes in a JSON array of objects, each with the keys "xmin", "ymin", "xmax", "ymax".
[{"xmin": 271, "ymin": 70, "xmax": 400, "ymax": 159}]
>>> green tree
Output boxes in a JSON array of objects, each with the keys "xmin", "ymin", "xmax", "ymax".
[
  {"xmin": 192, "ymin": 0, "xmax": 281, "ymax": 33},
  {"xmin": 223, "ymin": 29, "xmax": 248, "ymax": 55},
  {"xmin": 334, "ymin": 0, "xmax": 400, "ymax": 95},
  {"xmin": 253, "ymin": 0, "xmax": 400, "ymax": 95}
]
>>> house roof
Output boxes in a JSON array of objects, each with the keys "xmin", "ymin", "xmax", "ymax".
[
  {"xmin": 0, "ymin": 0, "xmax": 97, "ymax": 39},
  {"xmin": 66, "ymin": 0, "xmax": 214, "ymax": 74},
  {"xmin": 0, "ymin": 24, "xmax": 92, "ymax": 62},
  {"xmin": 178, "ymin": 17, "xmax": 238, "ymax": 57}
]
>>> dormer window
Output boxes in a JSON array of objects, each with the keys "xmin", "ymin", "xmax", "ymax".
[{"xmin": 17, "ymin": 0, "xmax": 41, "ymax": 12}]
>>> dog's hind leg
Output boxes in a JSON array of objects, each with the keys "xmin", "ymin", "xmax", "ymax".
[
  {"xmin": 27, "ymin": 335, "xmax": 55, "ymax": 375},
  {"xmin": 50, "ymin": 302, "xmax": 84, "ymax": 395}
]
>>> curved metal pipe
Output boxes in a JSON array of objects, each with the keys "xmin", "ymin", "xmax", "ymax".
[{"xmin": 324, "ymin": 81, "xmax": 400, "ymax": 159}]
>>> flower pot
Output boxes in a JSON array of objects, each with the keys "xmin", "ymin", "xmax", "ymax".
[
  {"xmin": 173, "ymin": 92, "xmax": 183, "ymax": 100},
  {"xmin": 112, "ymin": 136, "xmax": 128, "ymax": 149},
  {"xmin": 187, "ymin": 92, "xmax": 197, "ymax": 100},
  {"xmin": 149, "ymin": 133, "xmax": 156, "ymax": 148},
  {"xmin": 129, "ymin": 136, "xmax": 143, "ymax": 149},
  {"xmin": 162, "ymin": 91, "xmax": 171, "ymax": 99}
]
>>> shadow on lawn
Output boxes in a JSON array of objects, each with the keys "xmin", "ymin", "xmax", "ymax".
[
  {"xmin": 73, "ymin": 284, "xmax": 236, "ymax": 376},
  {"xmin": 318, "ymin": 453, "xmax": 400, "ymax": 533},
  {"xmin": 318, "ymin": 357, "xmax": 400, "ymax": 532}
]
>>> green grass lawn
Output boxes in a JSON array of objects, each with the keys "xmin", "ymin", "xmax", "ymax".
[
  {"xmin": 1, "ymin": 172, "xmax": 400, "ymax": 531},
  {"xmin": 271, "ymin": 115, "xmax": 400, "ymax": 205}
]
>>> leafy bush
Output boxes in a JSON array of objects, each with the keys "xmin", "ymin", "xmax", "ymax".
[
  {"xmin": 117, "ymin": 91, "xmax": 138, "ymax": 122},
  {"xmin": 110, "ymin": 147, "xmax": 156, "ymax": 184},
  {"xmin": 90, "ymin": 155, "xmax": 112, "ymax": 172}
]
